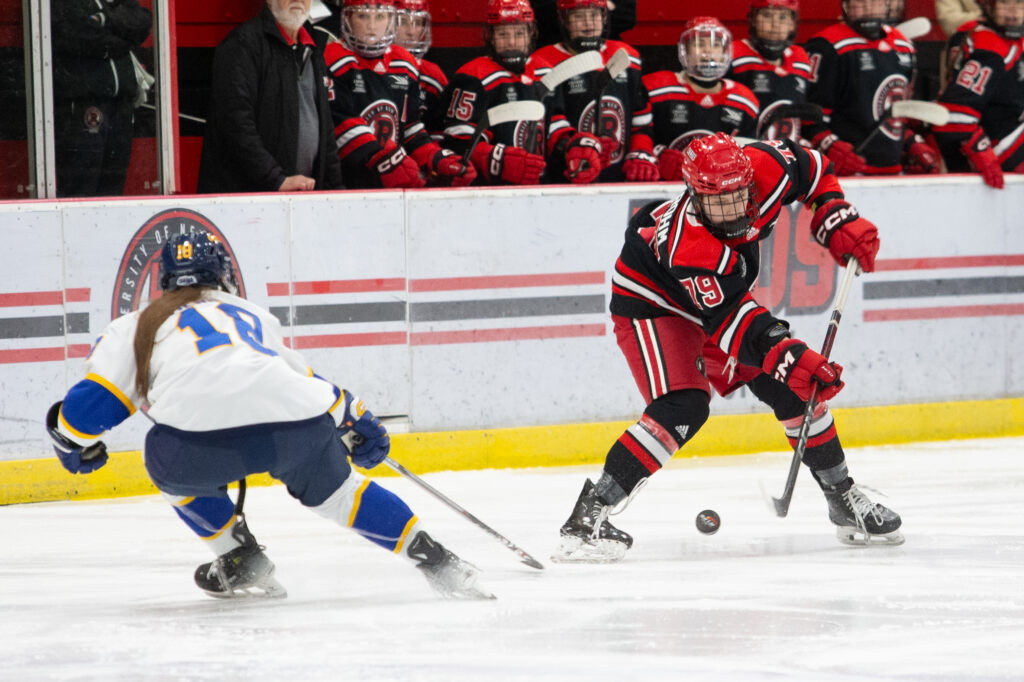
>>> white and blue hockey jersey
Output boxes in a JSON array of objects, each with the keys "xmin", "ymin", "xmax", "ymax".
[{"xmin": 56, "ymin": 290, "xmax": 343, "ymax": 445}]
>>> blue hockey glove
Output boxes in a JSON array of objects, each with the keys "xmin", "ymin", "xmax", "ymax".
[
  {"xmin": 336, "ymin": 392, "xmax": 390, "ymax": 469},
  {"xmin": 45, "ymin": 401, "xmax": 108, "ymax": 474}
]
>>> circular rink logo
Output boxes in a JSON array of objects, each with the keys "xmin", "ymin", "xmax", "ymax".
[{"xmin": 111, "ymin": 208, "xmax": 246, "ymax": 319}]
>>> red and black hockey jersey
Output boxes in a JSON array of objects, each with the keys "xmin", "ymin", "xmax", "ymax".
[
  {"xmin": 531, "ymin": 40, "xmax": 653, "ymax": 181},
  {"xmin": 440, "ymin": 54, "xmax": 571, "ymax": 162},
  {"xmin": 323, "ymin": 42, "xmax": 434, "ymax": 188},
  {"xmin": 417, "ymin": 57, "xmax": 448, "ymax": 139},
  {"xmin": 728, "ymin": 39, "xmax": 813, "ymax": 142},
  {"xmin": 804, "ymin": 23, "xmax": 917, "ymax": 172},
  {"xmin": 935, "ymin": 24, "xmax": 1024, "ymax": 172},
  {"xmin": 642, "ymin": 71, "xmax": 759, "ymax": 151},
  {"xmin": 610, "ymin": 139, "xmax": 842, "ymax": 370}
]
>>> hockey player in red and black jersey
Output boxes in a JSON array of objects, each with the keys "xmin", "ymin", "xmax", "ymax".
[
  {"xmin": 394, "ymin": 0, "xmax": 447, "ymax": 139},
  {"xmin": 531, "ymin": 0, "xmax": 659, "ymax": 182},
  {"xmin": 553, "ymin": 133, "xmax": 903, "ymax": 563},
  {"xmin": 934, "ymin": 0, "xmax": 1024, "ymax": 188},
  {"xmin": 324, "ymin": 0, "xmax": 475, "ymax": 189},
  {"xmin": 728, "ymin": 0, "xmax": 814, "ymax": 143},
  {"xmin": 440, "ymin": 0, "xmax": 599, "ymax": 185},
  {"xmin": 804, "ymin": 0, "xmax": 939, "ymax": 176},
  {"xmin": 645, "ymin": 17, "xmax": 760, "ymax": 182}
]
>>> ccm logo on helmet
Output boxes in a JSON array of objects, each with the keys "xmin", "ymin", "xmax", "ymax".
[{"xmin": 721, "ymin": 176, "xmax": 743, "ymax": 186}]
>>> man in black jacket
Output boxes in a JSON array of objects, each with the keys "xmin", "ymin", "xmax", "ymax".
[
  {"xmin": 51, "ymin": 0, "xmax": 152, "ymax": 197},
  {"xmin": 198, "ymin": 0, "xmax": 343, "ymax": 193}
]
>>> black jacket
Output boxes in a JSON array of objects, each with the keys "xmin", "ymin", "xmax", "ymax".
[
  {"xmin": 51, "ymin": 0, "xmax": 152, "ymax": 101},
  {"xmin": 197, "ymin": 7, "xmax": 343, "ymax": 193}
]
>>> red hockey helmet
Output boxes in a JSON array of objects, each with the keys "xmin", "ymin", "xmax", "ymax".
[
  {"xmin": 395, "ymin": 0, "xmax": 431, "ymax": 58},
  {"xmin": 978, "ymin": 0, "xmax": 1024, "ymax": 38},
  {"xmin": 557, "ymin": 0, "xmax": 608, "ymax": 52},
  {"xmin": 485, "ymin": 0, "xmax": 537, "ymax": 72},
  {"xmin": 487, "ymin": 0, "xmax": 535, "ymax": 24},
  {"xmin": 748, "ymin": 0, "xmax": 799, "ymax": 60},
  {"xmin": 678, "ymin": 17, "xmax": 733, "ymax": 83},
  {"xmin": 679, "ymin": 133, "xmax": 759, "ymax": 241},
  {"xmin": 341, "ymin": 0, "xmax": 398, "ymax": 58}
]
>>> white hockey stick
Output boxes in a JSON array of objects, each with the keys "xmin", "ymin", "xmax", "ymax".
[
  {"xmin": 535, "ymin": 50, "xmax": 604, "ymax": 97},
  {"xmin": 895, "ymin": 16, "xmax": 932, "ymax": 40},
  {"xmin": 460, "ymin": 100, "xmax": 546, "ymax": 164},
  {"xmin": 591, "ymin": 48, "xmax": 631, "ymax": 136},
  {"xmin": 854, "ymin": 100, "xmax": 950, "ymax": 153}
]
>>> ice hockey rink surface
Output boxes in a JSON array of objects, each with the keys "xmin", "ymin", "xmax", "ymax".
[{"xmin": 3, "ymin": 436, "xmax": 1023, "ymax": 681}]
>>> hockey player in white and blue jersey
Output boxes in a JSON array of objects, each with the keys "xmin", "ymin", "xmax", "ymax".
[{"xmin": 45, "ymin": 231, "xmax": 493, "ymax": 601}]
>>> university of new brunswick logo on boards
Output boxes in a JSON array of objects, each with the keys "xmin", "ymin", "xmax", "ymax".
[{"xmin": 111, "ymin": 209, "xmax": 246, "ymax": 320}]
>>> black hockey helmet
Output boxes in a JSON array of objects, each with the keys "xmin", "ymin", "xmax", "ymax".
[{"xmin": 159, "ymin": 231, "xmax": 238, "ymax": 294}]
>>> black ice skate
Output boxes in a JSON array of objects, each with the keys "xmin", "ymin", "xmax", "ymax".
[
  {"xmin": 823, "ymin": 478, "xmax": 904, "ymax": 546},
  {"xmin": 407, "ymin": 530, "xmax": 495, "ymax": 600},
  {"xmin": 194, "ymin": 516, "xmax": 287, "ymax": 599},
  {"xmin": 552, "ymin": 479, "xmax": 634, "ymax": 563}
]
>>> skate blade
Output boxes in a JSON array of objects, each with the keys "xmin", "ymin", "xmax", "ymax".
[
  {"xmin": 550, "ymin": 535, "xmax": 628, "ymax": 564},
  {"xmin": 835, "ymin": 526, "xmax": 905, "ymax": 547},
  {"xmin": 202, "ymin": 576, "xmax": 289, "ymax": 600}
]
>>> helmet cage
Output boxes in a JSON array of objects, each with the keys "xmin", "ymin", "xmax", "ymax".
[
  {"xmin": 979, "ymin": 0, "xmax": 1024, "ymax": 39},
  {"xmin": 485, "ymin": 22, "xmax": 537, "ymax": 73},
  {"xmin": 679, "ymin": 134, "xmax": 759, "ymax": 241},
  {"xmin": 396, "ymin": 8, "xmax": 431, "ymax": 58},
  {"xmin": 678, "ymin": 20, "xmax": 733, "ymax": 82},
  {"xmin": 841, "ymin": 0, "xmax": 887, "ymax": 40},
  {"xmin": 748, "ymin": 3, "xmax": 798, "ymax": 60},
  {"xmin": 342, "ymin": 3, "xmax": 398, "ymax": 58},
  {"xmin": 558, "ymin": 1, "xmax": 608, "ymax": 53},
  {"xmin": 159, "ymin": 232, "xmax": 238, "ymax": 295}
]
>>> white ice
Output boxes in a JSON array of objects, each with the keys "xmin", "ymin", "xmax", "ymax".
[{"xmin": 3, "ymin": 437, "xmax": 1023, "ymax": 681}]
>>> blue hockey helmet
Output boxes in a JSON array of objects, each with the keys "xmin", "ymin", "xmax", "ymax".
[{"xmin": 158, "ymin": 231, "xmax": 238, "ymax": 294}]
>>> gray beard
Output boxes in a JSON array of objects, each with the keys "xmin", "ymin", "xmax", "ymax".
[{"xmin": 272, "ymin": 7, "xmax": 310, "ymax": 32}]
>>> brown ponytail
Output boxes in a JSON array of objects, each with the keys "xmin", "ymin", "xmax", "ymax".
[{"xmin": 133, "ymin": 287, "xmax": 208, "ymax": 400}]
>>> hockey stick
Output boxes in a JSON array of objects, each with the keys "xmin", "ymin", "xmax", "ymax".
[
  {"xmin": 383, "ymin": 456, "xmax": 546, "ymax": 570},
  {"xmin": 895, "ymin": 16, "xmax": 931, "ymax": 40},
  {"xmin": 756, "ymin": 102, "xmax": 824, "ymax": 140},
  {"xmin": 524, "ymin": 50, "xmax": 603, "ymax": 151},
  {"xmin": 771, "ymin": 257, "xmax": 861, "ymax": 518},
  {"xmin": 140, "ymin": 102, "xmax": 206, "ymax": 125},
  {"xmin": 590, "ymin": 48, "xmax": 631, "ymax": 138},
  {"xmin": 854, "ymin": 99, "xmax": 950, "ymax": 153},
  {"xmin": 460, "ymin": 100, "xmax": 546, "ymax": 165}
]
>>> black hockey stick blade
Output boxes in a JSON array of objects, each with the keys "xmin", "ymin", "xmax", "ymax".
[
  {"xmin": 770, "ymin": 258, "xmax": 861, "ymax": 517},
  {"xmin": 384, "ymin": 456, "xmax": 545, "ymax": 570},
  {"xmin": 757, "ymin": 102, "xmax": 823, "ymax": 138}
]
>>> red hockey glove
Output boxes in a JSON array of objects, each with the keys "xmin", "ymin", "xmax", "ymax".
[
  {"xmin": 762, "ymin": 338, "xmax": 845, "ymax": 403},
  {"xmin": 903, "ymin": 134, "xmax": 940, "ymax": 175},
  {"xmin": 657, "ymin": 148, "xmax": 686, "ymax": 181},
  {"xmin": 961, "ymin": 128, "xmax": 1004, "ymax": 189},
  {"xmin": 623, "ymin": 149, "xmax": 660, "ymax": 182},
  {"xmin": 368, "ymin": 145, "xmax": 425, "ymax": 189},
  {"xmin": 564, "ymin": 133, "xmax": 602, "ymax": 184},
  {"xmin": 810, "ymin": 199, "xmax": 880, "ymax": 272},
  {"xmin": 471, "ymin": 142, "xmax": 545, "ymax": 185},
  {"xmin": 597, "ymin": 136, "xmax": 620, "ymax": 168},
  {"xmin": 427, "ymin": 148, "xmax": 477, "ymax": 187},
  {"xmin": 815, "ymin": 133, "xmax": 868, "ymax": 176}
]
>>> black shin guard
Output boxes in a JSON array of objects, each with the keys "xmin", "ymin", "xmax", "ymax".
[{"xmin": 599, "ymin": 390, "xmax": 710, "ymax": 504}]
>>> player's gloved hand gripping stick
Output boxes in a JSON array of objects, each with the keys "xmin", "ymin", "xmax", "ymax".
[
  {"xmin": 770, "ymin": 256, "xmax": 862, "ymax": 517},
  {"xmin": 460, "ymin": 101, "xmax": 547, "ymax": 167}
]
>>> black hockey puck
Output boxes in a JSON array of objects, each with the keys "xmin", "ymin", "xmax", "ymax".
[{"xmin": 695, "ymin": 509, "xmax": 721, "ymax": 535}]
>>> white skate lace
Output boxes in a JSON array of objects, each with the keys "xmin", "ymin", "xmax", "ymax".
[
  {"xmin": 609, "ymin": 477, "xmax": 648, "ymax": 516},
  {"xmin": 843, "ymin": 484, "xmax": 884, "ymax": 532}
]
